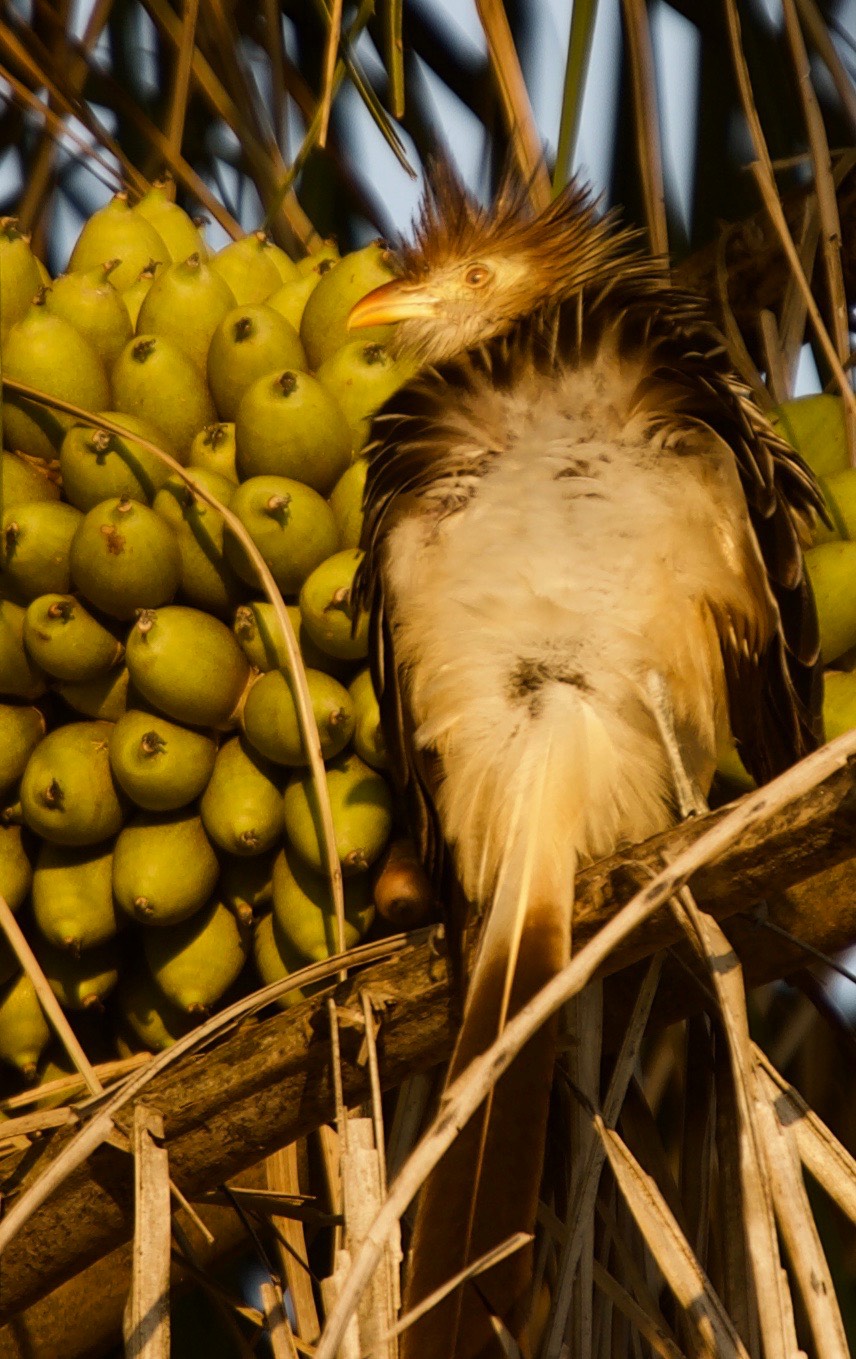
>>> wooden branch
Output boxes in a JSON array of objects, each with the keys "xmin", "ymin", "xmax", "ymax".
[{"xmin": 1, "ymin": 763, "xmax": 855, "ymax": 1323}]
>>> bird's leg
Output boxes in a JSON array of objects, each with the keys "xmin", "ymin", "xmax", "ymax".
[{"xmin": 644, "ymin": 672, "xmax": 709, "ymax": 820}]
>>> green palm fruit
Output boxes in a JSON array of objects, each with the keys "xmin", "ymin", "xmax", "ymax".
[
  {"xmin": 112, "ymin": 335, "xmax": 217, "ymax": 460},
  {"xmin": 232, "ymin": 601, "xmax": 352, "ymax": 679},
  {"xmin": 218, "ymin": 849, "xmax": 275, "ymax": 923},
  {"xmin": 316, "ymin": 341, "xmax": 415, "ymax": 450},
  {"xmin": 125, "ymin": 604, "xmax": 250, "ymax": 727},
  {"xmin": 283, "ymin": 752, "xmax": 392, "ymax": 875},
  {"xmin": 300, "ymin": 241, "xmax": 396, "ymax": 368},
  {"xmin": 253, "ymin": 910, "xmax": 310, "ymax": 1008},
  {"xmin": 56, "ymin": 664, "xmax": 130, "ymax": 722},
  {"xmin": 824, "ymin": 670, "xmax": 856, "ymax": 739},
  {"xmin": 296, "ymin": 242, "xmax": 340, "ymax": 275},
  {"xmin": 152, "ymin": 467, "xmax": 244, "ymax": 616},
  {"xmin": 134, "ymin": 180, "xmax": 208, "ymax": 262},
  {"xmin": 348, "ymin": 668, "xmax": 388, "ymax": 769},
  {"xmin": 21, "ymin": 720, "xmax": 125, "ymax": 846},
  {"xmin": 23, "ymin": 594, "xmax": 123, "ymax": 682},
  {"xmin": 69, "ymin": 496, "xmax": 181, "ymax": 619},
  {"xmin": 59, "ymin": 411, "xmax": 174, "ymax": 511},
  {"xmin": 35, "ymin": 936, "xmax": 120, "ymax": 1011},
  {"xmin": 0, "ymin": 704, "xmax": 45, "ymax": 795},
  {"xmin": 109, "ymin": 709, "xmax": 217, "ymax": 811},
  {"xmin": 43, "ymin": 262, "xmax": 133, "ymax": 367},
  {"xmin": 299, "ymin": 549, "xmax": 369, "ymax": 660},
  {"xmin": 0, "ymin": 823, "xmax": 33, "ymax": 912},
  {"xmin": 137, "ymin": 254, "xmax": 236, "ymax": 372},
  {"xmin": 1, "ymin": 451, "xmax": 60, "ymax": 510},
  {"xmin": 144, "ymin": 899, "xmax": 249, "ymax": 1013},
  {"xmin": 771, "ymin": 395, "xmax": 848, "ymax": 479},
  {"xmin": 207, "ymin": 304, "xmax": 307, "ymax": 422},
  {"xmin": 200, "ymin": 735, "xmax": 283, "ymax": 855},
  {"xmin": 265, "ymin": 242, "xmax": 300, "ymax": 285},
  {"xmin": 271, "ymin": 846, "xmax": 374, "ymax": 961},
  {"xmin": 122, "ymin": 260, "xmax": 161, "ymax": 328},
  {"xmin": 189, "ymin": 422, "xmax": 238, "ymax": 483},
  {"xmin": 32, "ymin": 839, "xmax": 119, "ymax": 950},
  {"xmin": 234, "ymin": 369, "xmax": 352, "ymax": 492},
  {"xmin": 0, "ymin": 501, "xmax": 82, "ymax": 602},
  {"xmin": 804, "ymin": 541, "xmax": 856, "ymax": 663},
  {"xmin": 225, "ymin": 475, "xmax": 338, "ymax": 595},
  {"xmin": 209, "ymin": 232, "xmax": 284, "ymax": 304},
  {"xmin": 113, "ymin": 810, "xmax": 219, "ymax": 925},
  {"xmin": 0, "ymin": 218, "xmax": 42, "ymax": 340},
  {"xmin": 114, "ymin": 966, "xmax": 200, "ymax": 1051},
  {"xmin": 0, "ymin": 600, "xmax": 48, "ymax": 700},
  {"xmin": 243, "ymin": 667, "xmax": 354, "ymax": 766},
  {"xmin": 0, "ymin": 973, "xmax": 50, "ymax": 1079},
  {"xmin": 68, "ymin": 192, "xmax": 170, "ymax": 291},
  {"xmin": 819, "ymin": 468, "xmax": 856, "ymax": 540},
  {"xmin": 371, "ymin": 839, "xmax": 434, "ymax": 929},
  {"xmin": 2, "ymin": 303, "xmax": 111, "ymax": 462},
  {"xmin": 267, "ymin": 267, "xmax": 330, "ymax": 332},
  {"xmin": 329, "ymin": 458, "xmax": 367, "ymax": 549}
]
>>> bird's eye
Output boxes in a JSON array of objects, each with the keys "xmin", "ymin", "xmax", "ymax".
[{"xmin": 464, "ymin": 264, "xmax": 491, "ymax": 288}]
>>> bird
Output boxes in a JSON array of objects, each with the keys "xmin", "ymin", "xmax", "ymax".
[{"xmin": 347, "ymin": 162, "xmax": 825, "ymax": 1359}]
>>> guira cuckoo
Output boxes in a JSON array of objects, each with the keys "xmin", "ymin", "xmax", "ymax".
[{"xmin": 348, "ymin": 165, "xmax": 825, "ymax": 1359}]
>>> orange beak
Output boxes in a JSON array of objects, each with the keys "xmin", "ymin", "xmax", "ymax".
[{"xmin": 348, "ymin": 279, "xmax": 441, "ymax": 330}]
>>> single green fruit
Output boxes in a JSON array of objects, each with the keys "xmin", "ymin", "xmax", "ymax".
[
  {"xmin": 264, "ymin": 242, "xmax": 299, "ymax": 285},
  {"xmin": 296, "ymin": 242, "xmax": 340, "ymax": 275},
  {"xmin": 329, "ymin": 458, "xmax": 367, "ymax": 550},
  {"xmin": 283, "ymin": 752, "xmax": 393, "ymax": 875},
  {"xmin": 44, "ymin": 262, "xmax": 133, "ymax": 367},
  {"xmin": 112, "ymin": 335, "xmax": 216, "ymax": 460},
  {"xmin": 56, "ymin": 664, "xmax": 130, "ymax": 722},
  {"xmin": 23, "ymin": 594, "xmax": 123, "ymax": 682},
  {"xmin": 823, "ymin": 670, "xmax": 856, "ymax": 740},
  {"xmin": 0, "ymin": 704, "xmax": 45, "ymax": 796},
  {"xmin": 35, "ymin": 936, "xmax": 120, "ymax": 1011},
  {"xmin": 209, "ymin": 232, "xmax": 284, "ymax": 305},
  {"xmin": 137, "ymin": 253, "xmax": 236, "ymax": 372},
  {"xmin": 70, "ymin": 496, "xmax": 181, "ymax": 620},
  {"xmin": 188, "ymin": 422, "xmax": 238, "ymax": 483},
  {"xmin": 200, "ymin": 735, "xmax": 283, "ymax": 856},
  {"xmin": 125, "ymin": 604, "xmax": 250, "ymax": 727},
  {"xmin": 0, "ymin": 218, "xmax": 42, "ymax": 340},
  {"xmin": 114, "ymin": 966, "xmax": 200, "ymax": 1052},
  {"xmin": 153, "ymin": 467, "xmax": 244, "ymax": 616},
  {"xmin": 134, "ymin": 180, "xmax": 208, "ymax": 263},
  {"xmin": 59, "ymin": 411, "xmax": 174, "ymax": 511},
  {"xmin": 0, "ymin": 600, "xmax": 47, "ymax": 700},
  {"xmin": 32, "ymin": 839, "xmax": 120, "ymax": 951},
  {"xmin": 267, "ymin": 270, "xmax": 326, "ymax": 332},
  {"xmin": 271, "ymin": 846, "xmax": 374, "ymax": 961},
  {"xmin": 1, "ymin": 450, "xmax": 60, "ymax": 510},
  {"xmin": 0, "ymin": 822, "xmax": 33, "ymax": 912},
  {"xmin": 300, "ymin": 241, "xmax": 396, "ymax": 368},
  {"xmin": 253, "ymin": 910, "xmax": 310, "ymax": 1008},
  {"xmin": 349, "ymin": 668, "xmax": 388, "ymax": 769},
  {"xmin": 819, "ymin": 468, "xmax": 856, "ymax": 541},
  {"xmin": 225, "ymin": 475, "xmax": 338, "ymax": 596},
  {"xmin": 68, "ymin": 193, "xmax": 170, "ymax": 291},
  {"xmin": 207, "ymin": 304, "xmax": 307, "ymax": 423},
  {"xmin": 0, "ymin": 973, "xmax": 50, "ymax": 1079},
  {"xmin": 771, "ymin": 395, "xmax": 848, "ymax": 479},
  {"xmin": 235, "ymin": 369, "xmax": 352, "ymax": 492},
  {"xmin": 122, "ymin": 260, "xmax": 161, "ymax": 328},
  {"xmin": 109, "ymin": 709, "xmax": 217, "ymax": 811},
  {"xmin": 144, "ymin": 899, "xmax": 249, "ymax": 1012},
  {"xmin": 243, "ymin": 667, "xmax": 354, "ymax": 766},
  {"xmin": 316, "ymin": 340, "xmax": 415, "ymax": 450},
  {"xmin": 0, "ymin": 500, "xmax": 82, "ymax": 602},
  {"xmin": 804, "ymin": 541, "xmax": 856, "ymax": 664},
  {"xmin": 299, "ymin": 549, "xmax": 369, "ymax": 660},
  {"xmin": 113, "ymin": 810, "xmax": 219, "ymax": 924},
  {"xmin": 218, "ymin": 850, "xmax": 275, "ymax": 922},
  {"xmin": 21, "ymin": 720, "xmax": 125, "ymax": 846}
]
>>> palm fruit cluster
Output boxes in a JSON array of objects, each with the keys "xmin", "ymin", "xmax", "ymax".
[
  {"xmin": 717, "ymin": 392, "xmax": 856, "ymax": 789},
  {"xmin": 0, "ymin": 186, "xmax": 418, "ymax": 1089}
]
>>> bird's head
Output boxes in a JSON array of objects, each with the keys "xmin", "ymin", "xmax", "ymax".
[{"xmin": 349, "ymin": 161, "xmax": 640, "ymax": 365}]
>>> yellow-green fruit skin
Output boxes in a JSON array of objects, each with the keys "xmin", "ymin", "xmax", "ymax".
[
  {"xmin": 21, "ymin": 721, "xmax": 125, "ymax": 846},
  {"xmin": 771, "ymin": 395, "xmax": 848, "ymax": 479},
  {"xmin": 70, "ymin": 497, "xmax": 181, "ymax": 621},
  {"xmin": 44, "ymin": 264, "xmax": 133, "ymax": 367},
  {"xmin": 0, "ymin": 501, "xmax": 82, "ymax": 603},
  {"xmin": 35, "ymin": 936, "xmax": 120, "ymax": 1010},
  {"xmin": 283, "ymin": 752, "xmax": 393, "ymax": 875},
  {"xmin": 804, "ymin": 541, "xmax": 856, "ymax": 664},
  {"xmin": 1, "ymin": 451, "xmax": 60, "ymax": 511},
  {"xmin": 0, "ymin": 704, "xmax": 45, "ymax": 795},
  {"xmin": 144, "ymin": 899, "xmax": 249, "ymax": 1013},
  {"xmin": 122, "ymin": 265, "xmax": 160, "ymax": 328},
  {"xmin": 235, "ymin": 369, "xmax": 352, "ymax": 493},
  {"xmin": 0, "ymin": 823, "xmax": 33, "ymax": 913},
  {"xmin": 253, "ymin": 911, "xmax": 308, "ymax": 1009},
  {"xmin": 209, "ymin": 234, "xmax": 283, "ymax": 304},
  {"xmin": 232, "ymin": 600, "xmax": 352, "ymax": 679},
  {"xmin": 0, "ymin": 220, "xmax": 42, "ymax": 340},
  {"xmin": 225, "ymin": 475, "xmax": 339, "ymax": 596},
  {"xmin": 300, "ymin": 242, "xmax": 396, "ymax": 368},
  {"xmin": 271, "ymin": 847, "xmax": 374, "ymax": 962},
  {"xmin": 68, "ymin": 194, "xmax": 169, "ymax": 291},
  {"xmin": 200, "ymin": 735, "xmax": 283, "ymax": 856},
  {"xmin": 823, "ymin": 670, "xmax": 856, "ymax": 739},
  {"xmin": 242, "ymin": 667, "xmax": 355, "ymax": 765},
  {"xmin": 316, "ymin": 340, "xmax": 415, "ymax": 450},
  {"xmin": 32, "ymin": 840, "xmax": 120, "ymax": 950},
  {"xmin": 109, "ymin": 709, "xmax": 217, "ymax": 811},
  {"xmin": 136, "ymin": 255, "xmax": 236, "ymax": 373},
  {"xmin": 819, "ymin": 468, "xmax": 856, "ymax": 540},
  {"xmin": 299, "ymin": 549, "xmax": 369, "ymax": 660},
  {"xmin": 265, "ymin": 242, "xmax": 299, "ymax": 285},
  {"xmin": 124, "ymin": 604, "xmax": 250, "ymax": 727},
  {"xmin": 23, "ymin": 594, "xmax": 122, "ymax": 682},
  {"xmin": 152, "ymin": 467, "xmax": 244, "ymax": 616},
  {"xmin": 2, "ymin": 307, "xmax": 110, "ymax": 461},
  {"xmin": 349, "ymin": 668, "xmax": 388, "ymax": 769},
  {"xmin": 0, "ymin": 972, "xmax": 51, "ymax": 1079},
  {"xmin": 113, "ymin": 811, "xmax": 219, "ymax": 925},
  {"xmin": 0, "ymin": 600, "xmax": 48, "ymax": 700},
  {"xmin": 112, "ymin": 335, "xmax": 216, "ymax": 460},
  {"xmin": 57, "ymin": 664, "xmax": 129, "ymax": 722},
  {"xmin": 115, "ymin": 967, "xmax": 199, "ymax": 1051},
  {"xmin": 329, "ymin": 458, "xmax": 367, "ymax": 550},
  {"xmin": 267, "ymin": 272, "xmax": 324, "ymax": 332},
  {"xmin": 207, "ymin": 305, "xmax": 307, "ymax": 423},
  {"xmin": 219, "ymin": 850, "xmax": 275, "ymax": 919},
  {"xmin": 189, "ymin": 422, "xmax": 238, "ymax": 483},
  {"xmin": 60, "ymin": 412, "xmax": 174, "ymax": 511},
  {"xmin": 133, "ymin": 185, "xmax": 207, "ymax": 263}
]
